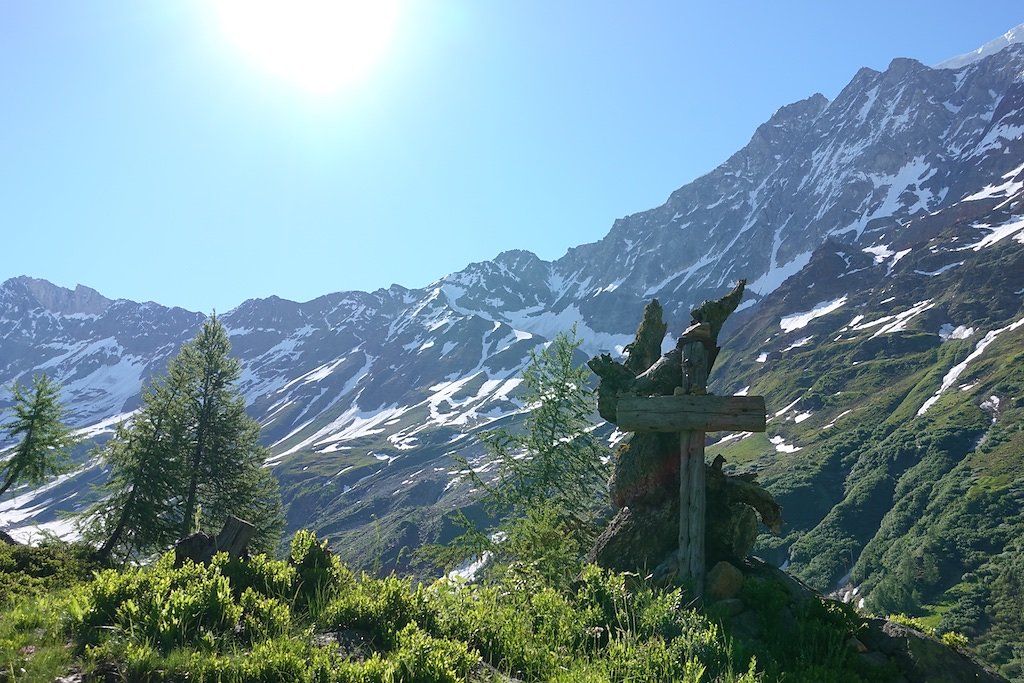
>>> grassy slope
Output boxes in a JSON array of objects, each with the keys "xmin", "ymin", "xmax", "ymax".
[
  {"xmin": 1, "ymin": 536, "xmax": 899, "ymax": 683},
  {"xmin": 707, "ymin": 231, "xmax": 1024, "ymax": 679}
]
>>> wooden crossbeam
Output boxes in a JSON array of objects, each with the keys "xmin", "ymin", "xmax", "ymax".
[{"xmin": 616, "ymin": 394, "xmax": 766, "ymax": 434}]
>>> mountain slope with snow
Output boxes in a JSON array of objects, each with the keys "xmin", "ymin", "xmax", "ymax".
[{"xmin": 2, "ymin": 30, "xmax": 1024, "ymax": 678}]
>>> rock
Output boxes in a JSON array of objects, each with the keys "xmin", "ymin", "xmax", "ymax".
[
  {"xmin": 715, "ymin": 598, "xmax": 746, "ymax": 618},
  {"xmin": 608, "ymin": 432, "xmax": 680, "ymax": 508},
  {"xmin": 706, "ymin": 502, "xmax": 757, "ymax": 561},
  {"xmin": 858, "ymin": 617, "xmax": 1008, "ymax": 683},
  {"xmin": 741, "ymin": 556, "xmax": 818, "ymax": 603},
  {"xmin": 730, "ymin": 609, "xmax": 762, "ymax": 640},
  {"xmin": 174, "ymin": 532, "xmax": 216, "ymax": 566},
  {"xmin": 706, "ymin": 561, "xmax": 744, "ymax": 600},
  {"xmin": 857, "ymin": 651, "xmax": 891, "ymax": 669},
  {"xmin": 54, "ymin": 668, "xmax": 85, "ymax": 683},
  {"xmin": 174, "ymin": 515, "xmax": 256, "ymax": 567},
  {"xmin": 847, "ymin": 636, "xmax": 868, "ymax": 653},
  {"xmin": 313, "ymin": 629, "xmax": 379, "ymax": 662}
]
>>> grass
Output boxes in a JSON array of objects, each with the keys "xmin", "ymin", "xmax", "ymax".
[
  {"xmin": 0, "ymin": 532, "xmax": 897, "ymax": 683},
  {"xmin": 706, "ymin": 433, "xmax": 775, "ymax": 467}
]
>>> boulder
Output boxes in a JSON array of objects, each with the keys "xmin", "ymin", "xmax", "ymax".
[{"xmin": 706, "ymin": 561, "xmax": 744, "ymax": 600}]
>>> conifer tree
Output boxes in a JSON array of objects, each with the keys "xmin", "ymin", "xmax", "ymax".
[
  {"xmin": 481, "ymin": 326, "xmax": 609, "ymax": 530},
  {"xmin": 85, "ymin": 380, "xmax": 189, "ymax": 562},
  {"xmin": 436, "ymin": 328, "xmax": 610, "ymax": 584},
  {"xmin": 84, "ymin": 316, "xmax": 284, "ymax": 561},
  {"xmin": 0, "ymin": 374, "xmax": 76, "ymax": 498}
]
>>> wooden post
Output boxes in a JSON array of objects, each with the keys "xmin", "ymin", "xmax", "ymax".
[{"xmin": 679, "ymin": 334, "xmax": 709, "ymax": 596}]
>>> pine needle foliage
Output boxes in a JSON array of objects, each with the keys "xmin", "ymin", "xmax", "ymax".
[
  {"xmin": 436, "ymin": 328, "xmax": 610, "ymax": 584},
  {"xmin": 82, "ymin": 316, "xmax": 284, "ymax": 562},
  {"xmin": 0, "ymin": 373, "xmax": 76, "ymax": 498},
  {"xmin": 480, "ymin": 327, "xmax": 609, "ymax": 526}
]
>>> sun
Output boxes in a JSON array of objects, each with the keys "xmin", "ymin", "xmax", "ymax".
[{"xmin": 212, "ymin": 0, "xmax": 399, "ymax": 94}]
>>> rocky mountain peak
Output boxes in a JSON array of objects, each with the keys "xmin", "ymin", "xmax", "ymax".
[{"xmin": 2, "ymin": 276, "xmax": 111, "ymax": 316}]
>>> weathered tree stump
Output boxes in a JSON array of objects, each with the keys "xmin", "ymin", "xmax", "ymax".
[
  {"xmin": 174, "ymin": 515, "xmax": 256, "ymax": 566},
  {"xmin": 587, "ymin": 283, "xmax": 782, "ymax": 592}
]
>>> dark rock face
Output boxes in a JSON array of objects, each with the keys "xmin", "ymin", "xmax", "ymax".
[
  {"xmin": 859, "ymin": 618, "xmax": 1008, "ymax": 683},
  {"xmin": 173, "ymin": 532, "xmax": 217, "ymax": 567},
  {"xmin": 706, "ymin": 560, "xmax": 745, "ymax": 600},
  {"xmin": 608, "ymin": 432, "xmax": 680, "ymax": 508},
  {"xmin": 710, "ymin": 559, "xmax": 1009, "ymax": 683}
]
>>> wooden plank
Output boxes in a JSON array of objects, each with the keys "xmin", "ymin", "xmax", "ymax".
[
  {"xmin": 616, "ymin": 394, "xmax": 766, "ymax": 433},
  {"xmin": 678, "ymin": 430, "xmax": 692, "ymax": 574}
]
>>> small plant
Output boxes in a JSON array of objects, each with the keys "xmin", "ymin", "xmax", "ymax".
[{"xmin": 888, "ymin": 613, "xmax": 969, "ymax": 651}]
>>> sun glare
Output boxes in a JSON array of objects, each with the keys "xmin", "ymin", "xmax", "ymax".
[{"xmin": 212, "ymin": 0, "xmax": 399, "ymax": 94}]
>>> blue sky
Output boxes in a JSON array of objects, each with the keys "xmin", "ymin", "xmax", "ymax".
[{"xmin": 2, "ymin": 2, "xmax": 1021, "ymax": 313}]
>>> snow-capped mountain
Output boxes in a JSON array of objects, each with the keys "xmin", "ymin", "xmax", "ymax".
[
  {"xmin": 3, "ymin": 36, "xmax": 1023, "ymax": 531},
  {"xmin": 2, "ymin": 31, "xmax": 1023, "ymax": 662}
]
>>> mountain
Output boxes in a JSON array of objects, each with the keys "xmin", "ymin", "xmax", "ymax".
[{"xmin": 2, "ymin": 28, "xmax": 1024, "ymax": 679}]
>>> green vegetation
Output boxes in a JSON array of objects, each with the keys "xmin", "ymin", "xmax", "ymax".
[
  {"xmin": 0, "ymin": 532, "xmax": 898, "ymax": 682},
  {"xmin": 712, "ymin": 290, "xmax": 1024, "ymax": 679},
  {"xmin": 0, "ymin": 374, "xmax": 76, "ymax": 498},
  {"xmin": 0, "ymin": 327, "xmax": 874, "ymax": 680},
  {"xmin": 80, "ymin": 316, "xmax": 285, "ymax": 563},
  {"xmin": 426, "ymin": 328, "xmax": 611, "ymax": 588}
]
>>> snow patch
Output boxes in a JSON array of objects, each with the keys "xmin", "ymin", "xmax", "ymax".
[
  {"xmin": 851, "ymin": 300, "xmax": 934, "ymax": 338},
  {"xmin": 822, "ymin": 410, "xmax": 853, "ymax": 430},
  {"xmin": 962, "ymin": 162, "xmax": 1024, "ymax": 201},
  {"xmin": 939, "ymin": 324, "xmax": 975, "ymax": 341},
  {"xmin": 937, "ymin": 23, "xmax": 1024, "ymax": 69},
  {"xmin": 770, "ymin": 436, "xmax": 801, "ymax": 453},
  {"xmin": 915, "ymin": 261, "xmax": 963, "ymax": 277},
  {"xmin": 779, "ymin": 296, "xmax": 847, "ymax": 332},
  {"xmin": 783, "ymin": 337, "xmax": 813, "ymax": 352},
  {"xmin": 958, "ymin": 218, "xmax": 1024, "ymax": 251},
  {"xmin": 918, "ymin": 315, "xmax": 1024, "ymax": 416},
  {"xmin": 980, "ymin": 395, "xmax": 1000, "ymax": 424},
  {"xmin": 748, "ymin": 251, "xmax": 812, "ymax": 297}
]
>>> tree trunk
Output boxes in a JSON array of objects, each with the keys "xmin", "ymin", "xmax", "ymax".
[
  {"xmin": 96, "ymin": 485, "xmax": 137, "ymax": 562},
  {"xmin": 0, "ymin": 464, "xmax": 24, "ymax": 498}
]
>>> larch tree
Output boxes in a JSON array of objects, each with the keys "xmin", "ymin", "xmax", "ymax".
[
  {"xmin": 84, "ymin": 315, "xmax": 284, "ymax": 562},
  {"xmin": 85, "ymin": 379, "xmax": 190, "ymax": 562},
  {"xmin": 435, "ymin": 327, "xmax": 610, "ymax": 586},
  {"xmin": 0, "ymin": 374, "xmax": 76, "ymax": 498}
]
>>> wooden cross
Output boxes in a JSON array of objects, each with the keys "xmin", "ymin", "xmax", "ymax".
[{"xmin": 615, "ymin": 326, "xmax": 766, "ymax": 596}]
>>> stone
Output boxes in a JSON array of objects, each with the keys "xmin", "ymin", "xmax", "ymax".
[
  {"xmin": 174, "ymin": 515, "xmax": 256, "ymax": 567},
  {"xmin": 847, "ymin": 636, "xmax": 868, "ymax": 653},
  {"xmin": 174, "ymin": 532, "xmax": 216, "ymax": 566},
  {"xmin": 857, "ymin": 651, "xmax": 891, "ymax": 669},
  {"xmin": 715, "ymin": 598, "xmax": 746, "ymax": 618},
  {"xmin": 730, "ymin": 609, "xmax": 762, "ymax": 640},
  {"xmin": 858, "ymin": 617, "xmax": 1008, "ymax": 683},
  {"xmin": 706, "ymin": 502, "xmax": 757, "ymax": 561},
  {"xmin": 706, "ymin": 561, "xmax": 744, "ymax": 600}
]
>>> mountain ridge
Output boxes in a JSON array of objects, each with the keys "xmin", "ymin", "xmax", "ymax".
[{"xmin": 2, "ymin": 32, "xmax": 1024, "ymax": 679}]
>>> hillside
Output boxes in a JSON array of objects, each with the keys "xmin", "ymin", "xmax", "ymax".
[{"xmin": 1, "ymin": 27, "xmax": 1023, "ymax": 680}]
